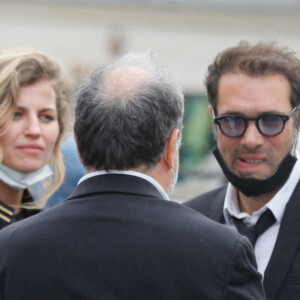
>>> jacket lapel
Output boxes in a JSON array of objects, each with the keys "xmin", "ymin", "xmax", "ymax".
[
  {"xmin": 206, "ymin": 186, "xmax": 226, "ymax": 223},
  {"xmin": 263, "ymin": 180, "xmax": 300, "ymax": 300}
]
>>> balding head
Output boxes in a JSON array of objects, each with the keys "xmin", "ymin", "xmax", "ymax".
[{"xmin": 105, "ymin": 67, "xmax": 149, "ymax": 99}]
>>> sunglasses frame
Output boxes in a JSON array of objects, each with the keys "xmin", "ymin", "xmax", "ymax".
[{"xmin": 214, "ymin": 106, "xmax": 298, "ymax": 138}]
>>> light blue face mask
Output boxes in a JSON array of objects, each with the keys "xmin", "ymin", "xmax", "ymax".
[{"xmin": 0, "ymin": 163, "xmax": 53, "ymax": 190}]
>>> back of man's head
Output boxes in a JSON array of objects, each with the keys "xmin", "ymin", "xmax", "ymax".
[{"xmin": 74, "ymin": 52, "xmax": 184, "ymax": 171}]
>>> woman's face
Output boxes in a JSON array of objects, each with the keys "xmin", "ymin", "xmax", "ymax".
[{"xmin": 1, "ymin": 80, "xmax": 59, "ymax": 172}]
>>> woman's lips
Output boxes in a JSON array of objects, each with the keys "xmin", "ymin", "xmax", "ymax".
[{"xmin": 17, "ymin": 144, "xmax": 43, "ymax": 154}]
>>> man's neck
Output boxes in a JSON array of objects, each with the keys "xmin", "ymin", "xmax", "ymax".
[{"xmin": 238, "ymin": 188, "xmax": 279, "ymax": 215}]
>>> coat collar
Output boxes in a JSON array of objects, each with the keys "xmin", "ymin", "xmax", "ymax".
[
  {"xmin": 66, "ymin": 174, "xmax": 164, "ymax": 202},
  {"xmin": 204, "ymin": 186, "xmax": 226, "ymax": 223}
]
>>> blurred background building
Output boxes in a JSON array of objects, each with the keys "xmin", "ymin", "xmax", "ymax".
[{"xmin": 2, "ymin": 0, "xmax": 300, "ymax": 202}]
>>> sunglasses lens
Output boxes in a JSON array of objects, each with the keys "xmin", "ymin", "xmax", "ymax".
[
  {"xmin": 219, "ymin": 116, "xmax": 245, "ymax": 137},
  {"xmin": 258, "ymin": 115, "xmax": 284, "ymax": 136}
]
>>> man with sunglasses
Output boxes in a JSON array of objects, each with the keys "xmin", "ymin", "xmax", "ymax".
[{"xmin": 185, "ymin": 41, "xmax": 300, "ymax": 300}]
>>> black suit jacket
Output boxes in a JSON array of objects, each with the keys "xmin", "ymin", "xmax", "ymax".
[
  {"xmin": 185, "ymin": 181, "xmax": 300, "ymax": 300},
  {"xmin": 0, "ymin": 174, "xmax": 264, "ymax": 299}
]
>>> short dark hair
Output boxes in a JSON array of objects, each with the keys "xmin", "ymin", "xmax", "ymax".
[
  {"xmin": 206, "ymin": 41, "xmax": 300, "ymax": 113},
  {"xmin": 74, "ymin": 52, "xmax": 184, "ymax": 170}
]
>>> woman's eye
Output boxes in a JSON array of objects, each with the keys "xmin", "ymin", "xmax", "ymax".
[
  {"xmin": 41, "ymin": 115, "xmax": 55, "ymax": 122},
  {"xmin": 13, "ymin": 112, "xmax": 22, "ymax": 119}
]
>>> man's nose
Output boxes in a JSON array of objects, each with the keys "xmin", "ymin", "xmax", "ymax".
[{"xmin": 240, "ymin": 121, "xmax": 264, "ymax": 148}]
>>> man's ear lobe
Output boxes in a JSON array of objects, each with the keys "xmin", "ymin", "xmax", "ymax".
[{"xmin": 164, "ymin": 128, "xmax": 179, "ymax": 169}]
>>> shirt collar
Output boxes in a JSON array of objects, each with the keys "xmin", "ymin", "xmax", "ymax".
[
  {"xmin": 224, "ymin": 153, "xmax": 300, "ymax": 225},
  {"xmin": 78, "ymin": 170, "xmax": 169, "ymax": 201}
]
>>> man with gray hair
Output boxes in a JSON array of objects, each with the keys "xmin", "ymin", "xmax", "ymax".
[{"xmin": 0, "ymin": 52, "xmax": 264, "ymax": 299}]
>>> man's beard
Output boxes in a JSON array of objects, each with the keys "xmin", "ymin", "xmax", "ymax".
[{"xmin": 213, "ymin": 148, "xmax": 297, "ymax": 197}]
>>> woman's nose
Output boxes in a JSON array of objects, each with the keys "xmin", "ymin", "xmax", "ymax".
[{"xmin": 24, "ymin": 116, "xmax": 41, "ymax": 137}]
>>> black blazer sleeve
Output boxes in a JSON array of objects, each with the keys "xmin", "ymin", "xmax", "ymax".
[{"xmin": 225, "ymin": 235, "xmax": 265, "ymax": 299}]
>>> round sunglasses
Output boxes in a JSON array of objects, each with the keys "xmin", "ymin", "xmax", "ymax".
[{"xmin": 214, "ymin": 106, "xmax": 298, "ymax": 138}]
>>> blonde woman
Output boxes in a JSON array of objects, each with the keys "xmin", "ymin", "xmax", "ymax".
[{"xmin": 0, "ymin": 48, "xmax": 70, "ymax": 229}]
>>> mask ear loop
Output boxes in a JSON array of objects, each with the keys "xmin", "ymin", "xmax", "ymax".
[
  {"xmin": 212, "ymin": 109, "xmax": 216, "ymax": 119},
  {"xmin": 211, "ymin": 108, "xmax": 219, "ymax": 143},
  {"xmin": 292, "ymin": 124, "xmax": 299, "ymax": 157}
]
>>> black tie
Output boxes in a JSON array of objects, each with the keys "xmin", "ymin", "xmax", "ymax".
[{"xmin": 232, "ymin": 209, "xmax": 276, "ymax": 247}]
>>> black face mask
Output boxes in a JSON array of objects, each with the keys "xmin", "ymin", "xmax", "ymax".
[{"xmin": 213, "ymin": 148, "xmax": 297, "ymax": 197}]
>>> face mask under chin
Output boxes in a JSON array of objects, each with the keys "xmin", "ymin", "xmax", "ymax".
[
  {"xmin": 213, "ymin": 148, "xmax": 297, "ymax": 197},
  {"xmin": 0, "ymin": 163, "xmax": 53, "ymax": 190}
]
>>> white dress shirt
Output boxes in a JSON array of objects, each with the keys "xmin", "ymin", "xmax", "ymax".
[
  {"xmin": 223, "ymin": 155, "xmax": 300, "ymax": 276},
  {"xmin": 78, "ymin": 170, "xmax": 169, "ymax": 201}
]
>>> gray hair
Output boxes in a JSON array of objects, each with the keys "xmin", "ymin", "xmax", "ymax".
[{"xmin": 74, "ymin": 52, "xmax": 184, "ymax": 170}]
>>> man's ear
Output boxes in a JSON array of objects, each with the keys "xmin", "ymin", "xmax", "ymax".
[
  {"xmin": 73, "ymin": 133, "xmax": 78, "ymax": 149},
  {"xmin": 208, "ymin": 105, "xmax": 214, "ymax": 118},
  {"xmin": 73, "ymin": 133, "xmax": 83, "ymax": 164},
  {"xmin": 164, "ymin": 128, "xmax": 179, "ymax": 169}
]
